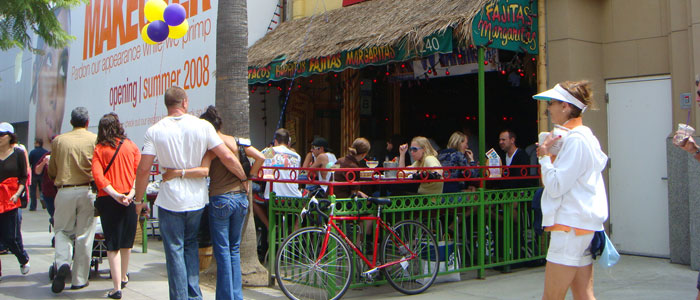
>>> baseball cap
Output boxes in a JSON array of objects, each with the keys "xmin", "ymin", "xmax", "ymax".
[
  {"xmin": 0, "ymin": 122, "xmax": 14, "ymax": 134},
  {"xmin": 311, "ymin": 137, "xmax": 330, "ymax": 151},
  {"xmin": 533, "ymin": 84, "xmax": 588, "ymax": 112}
]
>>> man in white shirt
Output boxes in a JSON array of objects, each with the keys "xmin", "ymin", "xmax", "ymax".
[
  {"xmin": 133, "ymin": 86, "xmax": 245, "ymax": 300},
  {"xmin": 254, "ymin": 128, "xmax": 301, "ymax": 229}
]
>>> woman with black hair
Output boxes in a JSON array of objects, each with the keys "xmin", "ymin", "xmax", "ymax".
[
  {"xmin": 92, "ymin": 113, "xmax": 141, "ymax": 299},
  {"xmin": 0, "ymin": 122, "xmax": 30, "ymax": 279}
]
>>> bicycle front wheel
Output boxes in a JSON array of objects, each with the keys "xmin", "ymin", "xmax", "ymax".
[
  {"xmin": 275, "ymin": 227, "xmax": 353, "ymax": 300},
  {"xmin": 380, "ymin": 220, "xmax": 439, "ymax": 295}
]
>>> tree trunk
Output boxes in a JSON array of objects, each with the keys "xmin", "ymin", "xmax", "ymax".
[{"xmin": 213, "ymin": 0, "xmax": 269, "ymax": 286}]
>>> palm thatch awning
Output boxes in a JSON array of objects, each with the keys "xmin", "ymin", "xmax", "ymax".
[{"xmin": 248, "ymin": 0, "xmax": 491, "ymax": 68}]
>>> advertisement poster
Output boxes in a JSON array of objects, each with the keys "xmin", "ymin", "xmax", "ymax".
[{"xmin": 29, "ymin": 0, "xmax": 217, "ymax": 149}]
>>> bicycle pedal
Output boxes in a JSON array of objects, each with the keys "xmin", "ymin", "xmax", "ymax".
[{"xmin": 360, "ymin": 268, "xmax": 379, "ymax": 280}]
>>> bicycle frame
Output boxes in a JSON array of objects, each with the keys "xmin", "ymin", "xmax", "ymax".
[{"xmin": 315, "ymin": 201, "xmax": 417, "ymax": 275}]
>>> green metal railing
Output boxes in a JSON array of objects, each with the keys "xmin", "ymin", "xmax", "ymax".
[{"xmin": 268, "ymin": 186, "xmax": 547, "ymax": 286}]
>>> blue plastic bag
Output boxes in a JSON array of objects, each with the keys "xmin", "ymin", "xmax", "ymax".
[{"xmin": 598, "ymin": 232, "xmax": 620, "ymax": 268}]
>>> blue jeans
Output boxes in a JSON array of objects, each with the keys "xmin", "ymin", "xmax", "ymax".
[
  {"xmin": 209, "ymin": 192, "xmax": 248, "ymax": 300},
  {"xmin": 159, "ymin": 207, "xmax": 204, "ymax": 300}
]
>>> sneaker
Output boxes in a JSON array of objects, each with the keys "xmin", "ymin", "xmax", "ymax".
[
  {"xmin": 51, "ymin": 264, "xmax": 71, "ymax": 293},
  {"xmin": 20, "ymin": 262, "xmax": 30, "ymax": 275}
]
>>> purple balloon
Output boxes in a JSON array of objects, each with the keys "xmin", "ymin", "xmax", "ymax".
[
  {"xmin": 147, "ymin": 20, "xmax": 169, "ymax": 42},
  {"xmin": 163, "ymin": 4, "xmax": 187, "ymax": 26}
]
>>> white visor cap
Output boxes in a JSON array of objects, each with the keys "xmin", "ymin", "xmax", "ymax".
[{"xmin": 532, "ymin": 84, "xmax": 587, "ymax": 113}]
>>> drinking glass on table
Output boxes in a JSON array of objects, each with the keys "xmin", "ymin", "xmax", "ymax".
[{"xmin": 366, "ymin": 160, "xmax": 379, "ymax": 168}]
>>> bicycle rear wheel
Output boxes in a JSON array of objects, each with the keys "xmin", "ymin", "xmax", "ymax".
[
  {"xmin": 380, "ymin": 220, "xmax": 439, "ymax": 295},
  {"xmin": 275, "ymin": 227, "xmax": 353, "ymax": 300}
]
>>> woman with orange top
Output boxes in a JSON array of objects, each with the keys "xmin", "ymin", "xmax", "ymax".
[
  {"xmin": 92, "ymin": 113, "xmax": 141, "ymax": 299},
  {"xmin": 534, "ymin": 81, "xmax": 608, "ymax": 300}
]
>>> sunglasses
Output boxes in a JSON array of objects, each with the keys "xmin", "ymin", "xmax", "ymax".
[
  {"xmin": 409, "ymin": 147, "xmax": 422, "ymax": 152},
  {"xmin": 0, "ymin": 132, "xmax": 9, "ymax": 137},
  {"xmin": 311, "ymin": 146, "xmax": 321, "ymax": 150}
]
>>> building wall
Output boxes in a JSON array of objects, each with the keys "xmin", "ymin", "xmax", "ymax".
[
  {"xmin": 0, "ymin": 48, "xmax": 33, "ymax": 126},
  {"xmin": 292, "ymin": 0, "xmax": 342, "ymax": 19}
]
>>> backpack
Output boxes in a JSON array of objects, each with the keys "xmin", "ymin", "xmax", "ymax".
[{"xmin": 235, "ymin": 137, "xmax": 252, "ymax": 178}]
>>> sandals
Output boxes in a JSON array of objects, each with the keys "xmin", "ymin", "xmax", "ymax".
[
  {"xmin": 107, "ymin": 290, "xmax": 122, "ymax": 299},
  {"xmin": 121, "ymin": 273, "xmax": 129, "ymax": 289}
]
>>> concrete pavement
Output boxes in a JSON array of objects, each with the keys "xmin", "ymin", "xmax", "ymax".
[{"xmin": 1, "ymin": 209, "xmax": 698, "ymax": 299}]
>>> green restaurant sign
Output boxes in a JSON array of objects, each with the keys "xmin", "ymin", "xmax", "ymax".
[
  {"xmin": 471, "ymin": 0, "xmax": 538, "ymax": 54},
  {"xmin": 248, "ymin": 28, "xmax": 453, "ymax": 84}
]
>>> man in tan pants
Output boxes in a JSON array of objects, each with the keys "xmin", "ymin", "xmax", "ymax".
[{"xmin": 48, "ymin": 107, "xmax": 97, "ymax": 293}]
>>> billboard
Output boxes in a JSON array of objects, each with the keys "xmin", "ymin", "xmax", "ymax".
[{"xmin": 29, "ymin": 0, "xmax": 217, "ymax": 149}]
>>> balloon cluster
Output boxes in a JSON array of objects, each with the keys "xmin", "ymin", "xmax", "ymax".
[{"xmin": 141, "ymin": 0, "xmax": 188, "ymax": 44}]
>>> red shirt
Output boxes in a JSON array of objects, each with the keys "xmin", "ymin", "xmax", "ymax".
[{"xmin": 92, "ymin": 138, "xmax": 141, "ymax": 197}]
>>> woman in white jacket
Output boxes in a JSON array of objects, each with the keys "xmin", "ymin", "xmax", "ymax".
[{"xmin": 534, "ymin": 80, "xmax": 608, "ymax": 300}]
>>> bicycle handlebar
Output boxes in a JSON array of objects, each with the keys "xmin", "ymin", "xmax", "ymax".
[
  {"xmin": 302, "ymin": 197, "xmax": 331, "ymax": 224},
  {"xmin": 302, "ymin": 195, "xmax": 391, "ymax": 224}
]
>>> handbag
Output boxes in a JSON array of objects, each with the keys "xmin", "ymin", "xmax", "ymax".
[
  {"xmin": 235, "ymin": 137, "xmax": 252, "ymax": 178},
  {"xmin": 598, "ymin": 231, "xmax": 620, "ymax": 268}
]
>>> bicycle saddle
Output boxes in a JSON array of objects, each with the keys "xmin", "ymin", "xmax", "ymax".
[{"xmin": 368, "ymin": 197, "xmax": 391, "ymax": 206}]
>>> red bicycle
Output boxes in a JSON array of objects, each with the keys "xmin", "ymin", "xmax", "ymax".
[{"xmin": 274, "ymin": 195, "xmax": 439, "ymax": 300}]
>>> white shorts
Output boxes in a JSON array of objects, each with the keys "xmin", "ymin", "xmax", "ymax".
[{"xmin": 546, "ymin": 230, "xmax": 594, "ymax": 267}]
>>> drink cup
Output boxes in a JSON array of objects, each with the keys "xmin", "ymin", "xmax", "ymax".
[
  {"xmin": 383, "ymin": 161, "xmax": 398, "ymax": 178},
  {"xmin": 674, "ymin": 123, "xmax": 695, "ymax": 145}
]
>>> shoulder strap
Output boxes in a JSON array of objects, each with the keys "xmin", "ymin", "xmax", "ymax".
[
  {"xmin": 15, "ymin": 147, "xmax": 24, "ymax": 172},
  {"xmin": 104, "ymin": 139, "xmax": 125, "ymax": 174}
]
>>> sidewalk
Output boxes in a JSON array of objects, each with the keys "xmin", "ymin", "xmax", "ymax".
[
  {"xmin": 2, "ymin": 209, "xmax": 698, "ymax": 299},
  {"xmin": 0, "ymin": 209, "xmax": 215, "ymax": 300}
]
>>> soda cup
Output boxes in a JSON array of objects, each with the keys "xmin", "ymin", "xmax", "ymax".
[{"xmin": 674, "ymin": 123, "xmax": 695, "ymax": 146}]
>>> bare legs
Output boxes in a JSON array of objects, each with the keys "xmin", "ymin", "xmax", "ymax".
[
  {"xmin": 543, "ymin": 261, "xmax": 595, "ymax": 300},
  {"xmin": 107, "ymin": 248, "xmax": 132, "ymax": 293}
]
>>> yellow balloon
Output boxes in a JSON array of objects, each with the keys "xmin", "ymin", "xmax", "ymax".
[
  {"xmin": 141, "ymin": 24, "xmax": 157, "ymax": 45},
  {"xmin": 144, "ymin": 0, "xmax": 166, "ymax": 22},
  {"xmin": 168, "ymin": 19, "xmax": 189, "ymax": 39}
]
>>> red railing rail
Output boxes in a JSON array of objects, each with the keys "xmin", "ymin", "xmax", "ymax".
[{"xmin": 253, "ymin": 165, "xmax": 541, "ymax": 195}]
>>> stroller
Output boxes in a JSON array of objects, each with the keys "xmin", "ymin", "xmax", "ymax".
[{"xmin": 48, "ymin": 217, "xmax": 108, "ymax": 280}]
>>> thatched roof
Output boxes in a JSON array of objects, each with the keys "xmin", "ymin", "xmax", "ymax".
[{"xmin": 248, "ymin": 0, "xmax": 492, "ymax": 67}]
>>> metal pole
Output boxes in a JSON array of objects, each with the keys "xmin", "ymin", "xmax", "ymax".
[
  {"xmin": 537, "ymin": 0, "xmax": 548, "ymax": 132},
  {"xmin": 478, "ymin": 47, "xmax": 486, "ymax": 167}
]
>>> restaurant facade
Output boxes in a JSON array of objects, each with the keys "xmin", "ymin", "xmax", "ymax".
[{"xmin": 248, "ymin": 0, "xmax": 700, "ymax": 271}]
